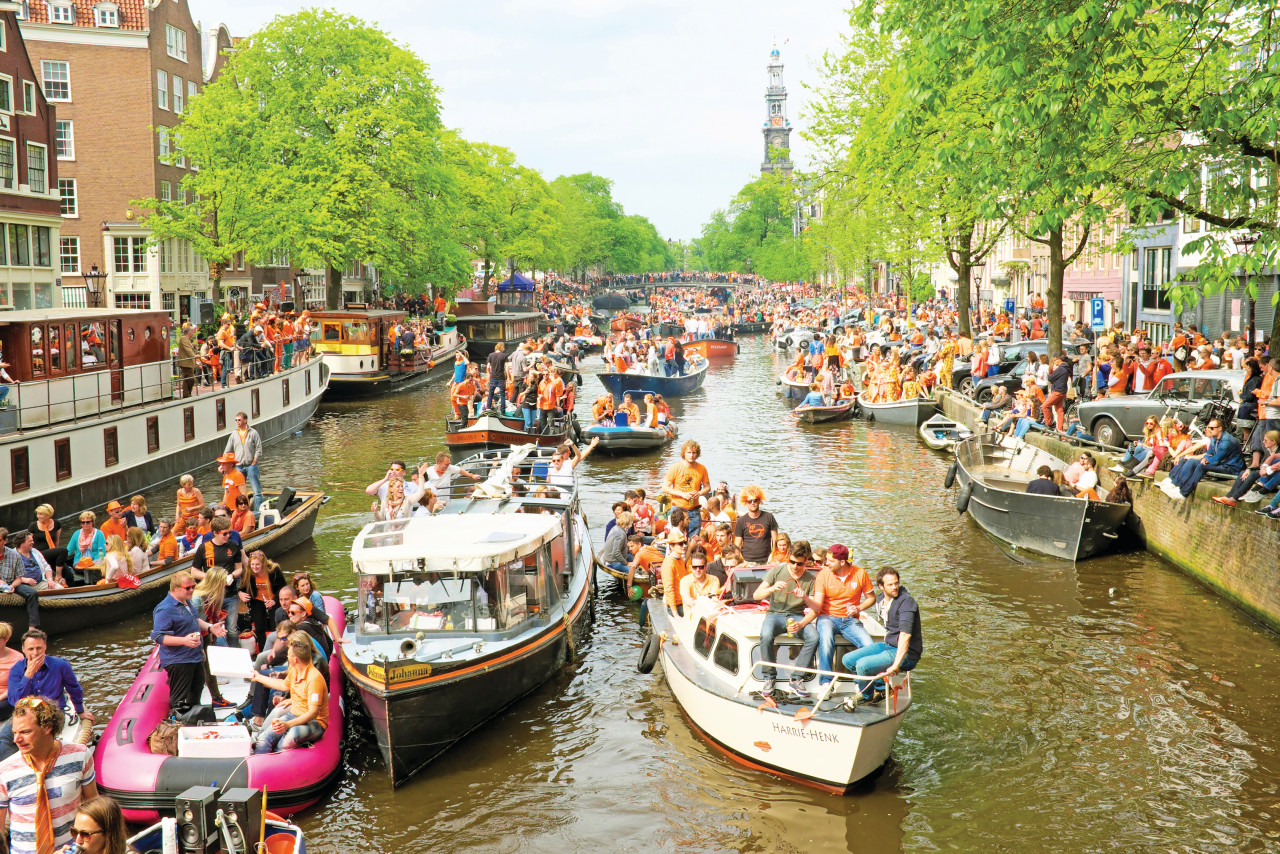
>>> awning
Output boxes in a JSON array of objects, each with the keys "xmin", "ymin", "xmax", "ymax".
[{"xmin": 351, "ymin": 513, "xmax": 562, "ymax": 575}]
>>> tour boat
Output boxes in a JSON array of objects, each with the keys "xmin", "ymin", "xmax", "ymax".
[
  {"xmin": 97, "ymin": 595, "xmax": 346, "ymax": 823},
  {"xmin": 340, "ymin": 445, "xmax": 595, "ymax": 786},
  {"xmin": 609, "ymin": 315, "xmax": 646, "ymax": 333},
  {"xmin": 856, "ymin": 392, "xmax": 938, "ymax": 427},
  {"xmin": 443, "ymin": 410, "xmax": 576, "ymax": 450},
  {"xmin": 580, "ymin": 419, "xmax": 677, "ymax": 453},
  {"xmin": 308, "ymin": 309, "xmax": 465, "ymax": 396},
  {"xmin": 597, "ymin": 358, "xmax": 708, "ymax": 399},
  {"xmin": 794, "ymin": 400, "xmax": 856, "ymax": 423},
  {"xmin": 0, "ymin": 489, "xmax": 326, "ymax": 636},
  {"xmin": 0, "ymin": 308, "xmax": 328, "ymax": 524},
  {"xmin": 453, "ymin": 305, "xmax": 544, "ymax": 359},
  {"xmin": 919, "ymin": 414, "xmax": 973, "ymax": 451},
  {"xmin": 734, "ymin": 320, "xmax": 768, "ymax": 335},
  {"xmin": 682, "ymin": 338, "xmax": 739, "ymax": 359},
  {"xmin": 640, "ymin": 577, "xmax": 911, "ymax": 793},
  {"xmin": 949, "ymin": 434, "xmax": 1131, "ymax": 560}
]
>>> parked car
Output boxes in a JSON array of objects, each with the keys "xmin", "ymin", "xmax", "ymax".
[
  {"xmin": 954, "ymin": 339, "xmax": 1049, "ymax": 396},
  {"xmin": 973, "ymin": 357, "xmax": 1040, "ymax": 401},
  {"xmin": 1073, "ymin": 369, "xmax": 1245, "ymax": 447},
  {"xmin": 774, "ymin": 326, "xmax": 824, "ymax": 350}
]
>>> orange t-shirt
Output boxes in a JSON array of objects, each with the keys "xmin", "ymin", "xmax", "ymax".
[
  {"xmin": 453, "ymin": 378, "xmax": 476, "ymax": 403},
  {"xmin": 156, "ymin": 534, "xmax": 179, "ymax": 565},
  {"xmin": 288, "ymin": 664, "xmax": 329, "ymax": 730},
  {"xmin": 633, "ymin": 544, "xmax": 663, "ymax": 573},
  {"xmin": 222, "ymin": 469, "xmax": 246, "ymax": 509},
  {"xmin": 815, "ymin": 565, "xmax": 873, "ymax": 616},
  {"xmin": 661, "ymin": 555, "xmax": 688, "ymax": 610},
  {"xmin": 663, "ymin": 460, "xmax": 710, "ymax": 510},
  {"xmin": 100, "ymin": 517, "xmax": 128, "ymax": 542}
]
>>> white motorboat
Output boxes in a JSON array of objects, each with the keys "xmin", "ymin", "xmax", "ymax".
[
  {"xmin": 919, "ymin": 413, "xmax": 973, "ymax": 451},
  {"xmin": 639, "ymin": 573, "xmax": 912, "ymax": 793}
]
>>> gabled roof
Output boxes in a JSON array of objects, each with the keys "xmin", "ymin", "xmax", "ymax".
[{"xmin": 27, "ymin": 0, "xmax": 150, "ymax": 32}]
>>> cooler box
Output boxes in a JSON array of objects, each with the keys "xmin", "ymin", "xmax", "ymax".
[{"xmin": 177, "ymin": 725, "xmax": 253, "ymax": 759}]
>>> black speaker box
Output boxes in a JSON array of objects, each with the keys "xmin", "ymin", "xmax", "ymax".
[
  {"xmin": 219, "ymin": 788, "xmax": 263, "ymax": 854},
  {"xmin": 198, "ymin": 301, "xmax": 215, "ymax": 325},
  {"xmin": 279, "ymin": 300, "xmax": 295, "ymax": 313},
  {"xmin": 175, "ymin": 785, "xmax": 219, "ymax": 854}
]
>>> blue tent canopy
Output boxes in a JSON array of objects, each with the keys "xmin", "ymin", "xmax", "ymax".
[{"xmin": 498, "ymin": 273, "xmax": 536, "ymax": 292}]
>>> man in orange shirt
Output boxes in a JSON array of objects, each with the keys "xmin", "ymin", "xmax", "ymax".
[
  {"xmin": 797, "ymin": 544, "xmax": 876, "ymax": 686},
  {"xmin": 100, "ymin": 501, "xmax": 129, "ymax": 541},
  {"xmin": 147, "ymin": 519, "xmax": 180, "ymax": 567},
  {"xmin": 452, "ymin": 372, "xmax": 477, "ymax": 420},
  {"xmin": 626, "ymin": 534, "xmax": 663, "ymax": 589},
  {"xmin": 659, "ymin": 531, "xmax": 689, "ymax": 616},
  {"xmin": 662, "ymin": 440, "xmax": 711, "ymax": 540},
  {"xmin": 217, "ymin": 452, "xmax": 247, "ymax": 509},
  {"xmin": 215, "ymin": 315, "xmax": 238, "ymax": 387},
  {"xmin": 536, "ymin": 368, "xmax": 565, "ymax": 434}
]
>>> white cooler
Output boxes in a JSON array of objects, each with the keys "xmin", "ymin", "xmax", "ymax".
[{"xmin": 177, "ymin": 725, "xmax": 254, "ymax": 759}]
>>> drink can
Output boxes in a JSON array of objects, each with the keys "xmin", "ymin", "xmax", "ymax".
[{"xmin": 786, "ymin": 617, "xmax": 798, "ymax": 635}]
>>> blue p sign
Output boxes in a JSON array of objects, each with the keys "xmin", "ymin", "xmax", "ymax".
[
  {"xmin": 1004, "ymin": 298, "xmax": 1015, "ymax": 315},
  {"xmin": 1090, "ymin": 298, "xmax": 1106, "ymax": 331}
]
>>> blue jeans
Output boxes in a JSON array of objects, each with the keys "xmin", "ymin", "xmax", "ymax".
[
  {"xmin": 758, "ymin": 612, "xmax": 817, "ymax": 686},
  {"xmin": 487, "ymin": 380, "xmax": 506, "ymax": 414},
  {"xmin": 842, "ymin": 642, "xmax": 919, "ymax": 699},
  {"xmin": 685, "ymin": 510, "xmax": 702, "ymax": 541},
  {"xmin": 253, "ymin": 709, "xmax": 325, "ymax": 753},
  {"xmin": 816, "ymin": 615, "xmax": 873, "ymax": 684},
  {"xmin": 522, "ymin": 406, "xmax": 537, "ymax": 432},
  {"xmin": 1066, "ymin": 423, "xmax": 1096, "ymax": 442},
  {"xmin": 1120, "ymin": 445, "xmax": 1149, "ymax": 467},
  {"xmin": 664, "ymin": 359, "xmax": 676, "ymax": 376},
  {"xmin": 0, "ymin": 385, "xmax": 8, "ymax": 406},
  {"xmin": 222, "ymin": 594, "xmax": 241, "ymax": 639},
  {"xmin": 238, "ymin": 463, "xmax": 262, "ymax": 511},
  {"xmin": 605, "ymin": 560, "xmax": 629, "ymax": 575},
  {"xmin": 1013, "ymin": 417, "xmax": 1043, "ymax": 440}
]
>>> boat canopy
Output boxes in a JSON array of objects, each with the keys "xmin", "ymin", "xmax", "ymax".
[{"xmin": 351, "ymin": 513, "xmax": 563, "ymax": 576}]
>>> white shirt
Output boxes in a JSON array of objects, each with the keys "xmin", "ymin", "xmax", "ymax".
[
  {"xmin": 424, "ymin": 464, "xmax": 462, "ymax": 498},
  {"xmin": 548, "ymin": 460, "xmax": 575, "ymax": 489},
  {"xmin": 375, "ymin": 478, "xmax": 423, "ymax": 504}
]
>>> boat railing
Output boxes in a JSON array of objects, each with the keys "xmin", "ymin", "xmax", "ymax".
[{"xmin": 742, "ymin": 657, "xmax": 913, "ymax": 714}]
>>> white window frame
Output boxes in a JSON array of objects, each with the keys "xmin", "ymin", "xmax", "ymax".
[
  {"xmin": 40, "ymin": 61, "xmax": 70, "ymax": 102},
  {"xmin": 160, "ymin": 179, "xmax": 171, "ymax": 202},
  {"xmin": 156, "ymin": 69, "xmax": 167, "ymax": 111},
  {"xmin": 165, "ymin": 24, "xmax": 187, "ymax": 61},
  {"xmin": 158, "ymin": 126, "xmax": 170, "ymax": 163},
  {"xmin": 26, "ymin": 142, "xmax": 47, "ymax": 194},
  {"xmin": 0, "ymin": 74, "xmax": 13, "ymax": 115},
  {"xmin": 171, "ymin": 74, "xmax": 183, "ymax": 114},
  {"xmin": 49, "ymin": 3, "xmax": 75, "ymax": 24},
  {"xmin": 55, "ymin": 120, "xmax": 74, "ymax": 160},
  {"xmin": 58, "ymin": 177, "xmax": 76, "ymax": 216},
  {"xmin": 187, "ymin": 79, "xmax": 197, "ymax": 105},
  {"xmin": 59, "ymin": 236, "xmax": 80, "ymax": 274},
  {"xmin": 21, "ymin": 81, "xmax": 35, "ymax": 115},
  {"xmin": 93, "ymin": 3, "xmax": 118, "ymax": 27}
]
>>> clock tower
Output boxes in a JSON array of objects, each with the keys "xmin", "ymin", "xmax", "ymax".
[{"xmin": 761, "ymin": 46, "xmax": 793, "ymax": 174}]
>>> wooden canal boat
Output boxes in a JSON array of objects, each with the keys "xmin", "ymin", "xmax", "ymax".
[
  {"xmin": 444, "ymin": 411, "xmax": 575, "ymax": 450},
  {"xmin": 308, "ymin": 309, "xmax": 465, "ymax": 396},
  {"xmin": 682, "ymin": 338, "xmax": 739, "ymax": 359},
  {"xmin": 856, "ymin": 393, "xmax": 938, "ymax": 427},
  {"xmin": 597, "ymin": 358, "xmax": 708, "ymax": 399},
  {"xmin": 795, "ymin": 400, "xmax": 856, "ymax": 423}
]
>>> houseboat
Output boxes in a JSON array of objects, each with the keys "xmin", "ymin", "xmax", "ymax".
[
  {"xmin": 308, "ymin": 309, "xmax": 466, "ymax": 396},
  {"xmin": 453, "ymin": 300, "xmax": 544, "ymax": 359},
  {"xmin": 0, "ymin": 309, "xmax": 328, "ymax": 525}
]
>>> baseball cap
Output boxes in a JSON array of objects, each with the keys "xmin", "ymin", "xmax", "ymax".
[{"xmin": 828, "ymin": 543, "xmax": 849, "ymax": 562}]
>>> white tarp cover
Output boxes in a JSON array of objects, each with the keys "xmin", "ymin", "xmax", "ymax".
[{"xmin": 351, "ymin": 512, "xmax": 563, "ymax": 575}]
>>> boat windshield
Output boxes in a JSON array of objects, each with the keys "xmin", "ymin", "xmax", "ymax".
[{"xmin": 357, "ymin": 546, "xmax": 560, "ymax": 638}]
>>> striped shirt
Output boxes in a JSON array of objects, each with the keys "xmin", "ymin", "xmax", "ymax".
[{"xmin": 0, "ymin": 743, "xmax": 96, "ymax": 854}]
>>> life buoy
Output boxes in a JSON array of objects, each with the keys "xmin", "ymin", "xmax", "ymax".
[
  {"xmin": 956, "ymin": 482, "xmax": 972, "ymax": 514},
  {"xmin": 944, "ymin": 461, "xmax": 958, "ymax": 489},
  {"xmin": 637, "ymin": 631, "xmax": 660, "ymax": 674}
]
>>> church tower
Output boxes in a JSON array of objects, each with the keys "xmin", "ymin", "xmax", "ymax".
[{"xmin": 761, "ymin": 46, "xmax": 793, "ymax": 174}]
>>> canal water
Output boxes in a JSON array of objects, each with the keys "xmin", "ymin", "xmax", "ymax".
[{"xmin": 63, "ymin": 337, "xmax": 1280, "ymax": 852}]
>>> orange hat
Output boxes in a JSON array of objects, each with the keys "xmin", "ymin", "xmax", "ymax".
[
  {"xmin": 216, "ymin": 452, "xmax": 237, "ymax": 465},
  {"xmin": 665, "ymin": 531, "xmax": 687, "ymax": 545},
  {"xmin": 296, "ymin": 597, "xmax": 313, "ymax": 616},
  {"xmin": 106, "ymin": 500, "xmax": 122, "ymax": 511}
]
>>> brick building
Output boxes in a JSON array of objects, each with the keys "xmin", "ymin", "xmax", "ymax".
[
  {"xmin": 0, "ymin": 0, "xmax": 61, "ymax": 310},
  {"xmin": 18, "ymin": 0, "xmax": 230, "ymax": 318}
]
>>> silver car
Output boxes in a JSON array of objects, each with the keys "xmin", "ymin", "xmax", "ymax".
[{"xmin": 1074, "ymin": 369, "xmax": 1245, "ymax": 447}]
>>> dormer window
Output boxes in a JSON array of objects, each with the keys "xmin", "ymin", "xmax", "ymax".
[
  {"xmin": 15, "ymin": 1, "xmax": 28, "ymax": 21},
  {"xmin": 94, "ymin": 3, "xmax": 119, "ymax": 28},
  {"xmin": 50, "ymin": 3, "xmax": 75, "ymax": 24}
]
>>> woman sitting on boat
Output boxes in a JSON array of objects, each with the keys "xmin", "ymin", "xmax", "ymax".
[
  {"xmin": 374, "ymin": 479, "xmax": 412, "ymax": 522},
  {"xmin": 101, "ymin": 535, "xmax": 129, "ymax": 584},
  {"xmin": 122, "ymin": 496, "xmax": 155, "ymax": 536},
  {"xmin": 768, "ymin": 532, "xmax": 793, "ymax": 566},
  {"xmin": 592, "ymin": 394, "xmax": 615, "ymax": 424},
  {"xmin": 799, "ymin": 383, "xmax": 828, "ymax": 409},
  {"xmin": 29, "ymin": 504, "xmax": 68, "ymax": 578},
  {"xmin": 230, "ymin": 494, "xmax": 257, "ymax": 537},
  {"xmin": 68, "ymin": 513, "xmax": 106, "ymax": 583},
  {"xmin": 126, "ymin": 528, "xmax": 150, "ymax": 577}
]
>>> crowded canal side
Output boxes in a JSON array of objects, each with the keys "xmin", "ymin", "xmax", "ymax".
[{"xmin": 8, "ymin": 329, "xmax": 1280, "ymax": 852}]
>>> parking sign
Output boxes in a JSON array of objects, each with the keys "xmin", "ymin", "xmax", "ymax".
[
  {"xmin": 1004, "ymin": 298, "xmax": 1015, "ymax": 315},
  {"xmin": 1090, "ymin": 298, "xmax": 1106, "ymax": 332}
]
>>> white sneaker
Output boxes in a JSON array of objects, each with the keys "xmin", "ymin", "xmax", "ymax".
[
  {"xmin": 1109, "ymin": 465, "xmax": 1124, "ymax": 473},
  {"xmin": 1242, "ymin": 490, "xmax": 1264, "ymax": 503}
]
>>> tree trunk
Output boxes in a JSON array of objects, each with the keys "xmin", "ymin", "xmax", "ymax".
[
  {"xmin": 955, "ymin": 228, "xmax": 974, "ymax": 339},
  {"xmin": 1047, "ymin": 228, "xmax": 1065, "ymax": 358},
  {"xmin": 326, "ymin": 264, "xmax": 343, "ymax": 310}
]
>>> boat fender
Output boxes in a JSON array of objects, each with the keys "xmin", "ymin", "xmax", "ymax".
[
  {"xmin": 944, "ymin": 461, "xmax": 958, "ymax": 489},
  {"xmin": 955, "ymin": 482, "xmax": 972, "ymax": 514},
  {"xmin": 637, "ymin": 632, "xmax": 660, "ymax": 674}
]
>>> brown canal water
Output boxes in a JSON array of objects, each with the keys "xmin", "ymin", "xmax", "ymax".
[{"xmin": 59, "ymin": 337, "xmax": 1280, "ymax": 852}]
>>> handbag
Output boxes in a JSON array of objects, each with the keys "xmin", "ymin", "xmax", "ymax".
[{"xmin": 148, "ymin": 719, "xmax": 181, "ymax": 756}]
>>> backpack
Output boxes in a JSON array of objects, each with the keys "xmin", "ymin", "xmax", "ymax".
[{"xmin": 149, "ymin": 719, "xmax": 181, "ymax": 756}]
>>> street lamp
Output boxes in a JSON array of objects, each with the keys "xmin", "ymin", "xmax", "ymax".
[
  {"xmin": 1233, "ymin": 232, "xmax": 1260, "ymax": 346},
  {"xmin": 81, "ymin": 264, "xmax": 106, "ymax": 308},
  {"xmin": 973, "ymin": 270, "xmax": 984, "ymax": 306}
]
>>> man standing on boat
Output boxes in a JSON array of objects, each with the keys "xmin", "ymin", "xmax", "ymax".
[
  {"xmin": 752, "ymin": 540, "xmax": 818, "ymax": 699},
  {"xmin": 485, "ymin": 342, "xmax": 508, "ymax": 416},
  {"xmin": 225, "ymin": 413, "xmax": 264, "ymax": 511},
  {"xmin": 732, "ymin": 486, "xmax": 777, "ymax": 564},
  {"xmin": 151, "ymin": 571, "xmax": 226, "ymax": 717},
  {"xmin": 216, "ymin": 314, "xmax": 239, "ymax": 387},
  {"xmin": 662, "ymin": 441, "xmax": 711, "ymax": 541},
  {"xmin": 176, "ymin": 323, "xmax": 199, "ymax": 398},
  {"xmin": 842, "ymin": 568, "xmax": 922, "ymax": 707}
]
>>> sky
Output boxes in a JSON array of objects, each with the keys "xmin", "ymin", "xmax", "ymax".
[{"xmin": 198, "ymin": 1, "xmax": 853, "ymax": 240}]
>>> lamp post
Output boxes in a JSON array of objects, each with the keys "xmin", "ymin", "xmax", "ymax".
[
  {"xmin": 81, "ymin": 264, "xmax": 106, "ymax": 308},
  {"xmin": 1233, "ymin": 232, "xmax": 1260, "ymax": 347},
  {"xmin": 973, "ymin": 269, "xmax": 984, "ymax": 308}
]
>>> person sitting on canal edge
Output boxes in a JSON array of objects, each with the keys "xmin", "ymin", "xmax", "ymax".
[
  {"xmin": 1163, "ymin": 418, "xmax": 1245, "ymax": 499},
  {"xmin": 842, "ymin": 567, "xmax": 922, "ymax": 708},
  {"xmin": 752, "ymin": 539, "xmax": 818, "ymax": 700},
  {"xmin": 150, "ymin": 571, "xmax": 227, "ymax": 718},
  {"xmin": 0, "ymin": 629, "xmax": 92, "ymax": 761}
]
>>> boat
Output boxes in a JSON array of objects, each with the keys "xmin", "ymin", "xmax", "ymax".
[
  {"xmin": 0, "ymin": 489, "xmax": 327, "ymax": 636},
  {"xmin": 856, "ymin": 393, "xmax": 938, "ymax": 427},
  {"xmin": 640, "ymin": 578, "xmax": 912, "ymax": 793},
  {"xmin": 683, "ymin": 338, "xmax": 739, "ymax": 359},
  {"xmin": 340, "ymin": 445, "xmax": 595, "ymax": 786},
  {"xmin": 96, "ymin": 594, "xmax": 346, "ymax": 823},
  {"xmin": 0, "ymin": 309, "xmax": 328, "ymax": 525},
  {"xmin": 734, "ymin": 320, "xmax": 768, "ymax": 335},
  {"xmin": 569, "ymin": 334, "xmax": 604, "ymax": 353},
  {"xmin": 581, "ymin": 418, "xmax": 677, "ymax": 453},
  {"xmin": 795, "ymin": 400, "xmax": 856, "ymax": 423},
  {"xmin": 609, "ymin": 314, "xmax": 645, "ymax": 333},
  {"xmin": 444, "ymin": 410, "xmax": 575, "ymax": 450},
  {"xmin": 592, "ymin": 293, "xmax": 632, "ymax": 311},
  {"xmin": 129, "ymin": 811, "xmax": 306, "ymax": 854},
  {"xmin": 597, "ymin": 358, "xmax": 708, "ymax": 398},
  {"xmin": 778, "ymin": 371, "xmax": 810, "ymax": 404},
  {"xmin": 949, "ymin": 434, "xmax": 1131, "ymax": 561},
  {"xmin": 453, "ymin": 302, "xmax": 544, "ymax": 359},
  {"xmin": 919, "ymin": 414, "xmax": 973, "ymax": 451},
  {"xmin": 308, "ymin": 309, "xmax": 466, "ymax": 396}
]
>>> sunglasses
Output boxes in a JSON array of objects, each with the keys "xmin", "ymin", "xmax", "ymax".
[
  {"xmin": 81, "ymin": 520, "xmax": 95, "ymax": 525},
  {"xmin": 690, "ymin": 563, "xmax": 706, "ymax": 569},
  {"xmin": 181, "ymin": 584, "xmax": 196, "ymax": 591},
  {"xmin": 72, "ymin": 829, "xmax": 104, "ymax": 840},
  {"xmin": 790, "ymin": 559, "xmax": 806, "ymax": 566}
]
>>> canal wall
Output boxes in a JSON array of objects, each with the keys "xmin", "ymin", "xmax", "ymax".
[{"xmin": 937, "ymin": 390, "xmax": 1280, "ymax": 634}]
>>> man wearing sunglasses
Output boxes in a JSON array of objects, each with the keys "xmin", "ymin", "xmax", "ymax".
[
  {"xmin": 752, "ymin": 540, "xmax": 818, "ymax": 700},
  {"xmin": 150, "ymin": 571, "xmax": 227, "ymax": 717}
]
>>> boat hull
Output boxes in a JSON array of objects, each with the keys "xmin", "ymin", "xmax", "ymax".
[
  {"xmin": 953, "ymin": 435, "xmax": 1131, "ymax": 560},
  {"xmin": 444, "ymin": 413, "xmax": 571, "ymax": 450},
  {"xmin": 597, "ymin": 362, "xmax": 708, "ymax": 398},
  {"xmin": 581, "ymin": 423, "xmax": 675, "ymax": 452},
  {"xmin": 682, "ymin": 339, "xmax": 738, "ymax": 359},
  {"xmin": 796, "ymin": 402, "xmax": 855, "ymax": 423},
  {"xmin": 857, "ymin": 394, "xmax": 938, "ymax": 427},
  {"xmin": 323, "ymin": 339, "xmax": 465, "ymax": 397},
  {"xmin": 779, "ymin": 376, "xmax": 809, "ymax": 404},
  {"xmin": 919, "ymin": 414, "xmax": 972, "ymax": 451}
]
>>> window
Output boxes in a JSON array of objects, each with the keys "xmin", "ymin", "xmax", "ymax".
[
  {"xmin": 113, "ymin": 293, "xmax": 151, "ymax": 309},
  {"xmin": 282, "ymin": 378, "xmax": 290, "ymax": 407},
  {"xmin": 166, "ymin": 24, "xmax": 187, "ymax": 61},
  {"xmin": 183, "ymin": 406, "xmax": 194, "ymax": 441},
  {"xmin": 32, "ymin": 226, "xmax": 50, "ymax": 267},
  {"xmin": 158, "ymin": 126, "xmax": 169, "ymax": 162},
  {"xmin": 50, "ymin": 3, "xmax": 74, "ymax": 24},
  {"xmin": 22, "ymin": 82, "xmax": 35, "ymax": 114},
  {"xmin": 10, "ymin": 448, "xmax": 29, "ymax": 493},
  {"xmin": 156, "ymin": 69, "xmax": 167, "ymax": 110},
  {"xmin": 0, "ymin": 76, "xmax": 13, "ymax": 114},
  {"xmin": 712, "ymin": 635, "xmax": 740, "ymax": 675},
  {"xmin": 59, "ymin": 236, "xmax": 79, "ymax": 273},
  {"xmin": 64, "ymin": 323, "xmax": 76, "ymax": 369},
  {"xmin": 1142, "ymin": 247, "xmax": 1174, "ymax": 311},
  {"xmin": 146, "ymin": 416, "xmax": 159, "ymax": 453},
  {"xmin": 215, "ymin": 398, "xmax": 226, "ymax": 431},
  {"xmin": 692, "ymin": 618, "xmax": 715, "ymax": 658},
  {"xmin": 251, "ymin": 388, "xmax": 260, "ymax": 419},
  {"xmin": 172, "ymin": 75, "xmax": 183, "ymax": 113},
  {"xmin": 54, "ymin": 438, "xmax": 72, "ymax": 481},
  {"xmin": 113, "ymin": 236, "xmax": 146, "ymax": 273},
  {"xmin": 188, "ymin": 80, "xmax": 197, "ymax": 106},
  {"xmin": 55, "ymin": 120, "xmax": 74, "ymax": 159},
  {"xmin": 160, "ymin": 180, "xmax": 171, "ymax": 202},
  {"xmin": 305, "ymin": 368, "xmax": 311, "ymax": 396},
  {"xmin": 9, "ymin": 224, "xmax": 28, "ymax": 266},
  {"xmin": 94, "ymin": 3, "xmax": 118, "ymax": 27},
  {"xmin": 26, "ymin": 143, "xmax": 46, "ymax": 193},
  {"xmin": 48, "ymin": 325, "xmax": 61, "ymax": 372},
  {"xmin": 59, "ymin": 178, "xmax": 76, "ymax": 216},
  {"xmin": 40, "ymin": 61, "xmax": 69, "ymax": 101},
  {"xmin": 162, "ymin": 291, "xmax": 175, "ymax": 313},
  {"xmin": 104, "ymin": 427, "xmax": 118, "ymax": 466},
  {"xmin": 0, "ymin": 139, "xmax": 13, "ymax": 189}
]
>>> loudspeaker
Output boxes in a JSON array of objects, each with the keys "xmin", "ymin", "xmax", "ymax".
[
  {"xmin": 219, "ymin": 788, "xmax": 263, "ymax": 854},
  {"xmin": 198, "ymin": 301, "xmax": 215, "ymax": 325},
  {"xmin": 175, "ymin": 785, "xmax": 219, "ymax": 854},
  {"xmin": 279, "ymin": 300, "xmax": 295, "ymax": 313}
]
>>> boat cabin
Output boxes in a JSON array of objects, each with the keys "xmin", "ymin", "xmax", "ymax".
[{"xmin": 0, "ymin": 309, "xmax": 173, "ymax": 430}]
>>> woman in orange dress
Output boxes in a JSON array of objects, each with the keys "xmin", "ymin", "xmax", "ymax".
[{"xmin": 175, "ymin": 474, "xmax": 204, "ymax": 529}]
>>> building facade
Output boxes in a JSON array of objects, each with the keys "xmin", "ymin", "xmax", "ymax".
[
  {"xmin": 760, "ymin": 47, "xmax": 792, "ymax": 175},
  {"xmin": 19, "ymin": 0, "xmax": 230, "ymax": 318},
  {"xmin": 0, "ymin": 1, "xmax": 62, "ymax": 310}
]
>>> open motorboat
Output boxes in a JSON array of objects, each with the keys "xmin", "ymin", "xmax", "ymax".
[
  {"xmin": 948, "ymin": 434, "xmax": 1131, "ymax": 560},
  {"xmin": 919, "ymin": 413, "xmax": 973, "ymax": 451},
  {"xmin": 857, "ymin": 392, "xmax": 938, "ymax": 427},
  {"xmin": 795, "ymin": 400, "xmax": 856, "ymax": 424},
  {"xmin": 340, "ymin": 445, "xmax": 595, "ymax": 786},
  {"xmin": 639, "ymin": 573, "xmax": 912, "ymax": 793}
]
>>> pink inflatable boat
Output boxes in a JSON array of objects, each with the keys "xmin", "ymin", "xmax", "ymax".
[{"xmin": 96, "ymin": 596, "xmax": 346, "ymax": 823}]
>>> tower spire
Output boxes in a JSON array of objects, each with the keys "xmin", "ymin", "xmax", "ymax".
[{"xmin": 761, "ymin": 45, "xmax": 793, "ymax": 174}]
